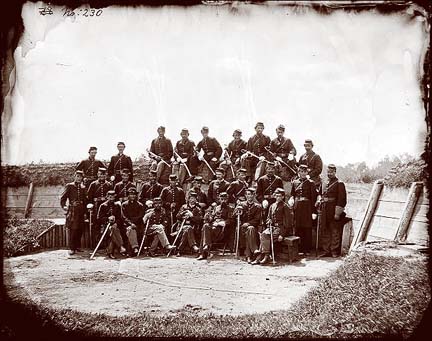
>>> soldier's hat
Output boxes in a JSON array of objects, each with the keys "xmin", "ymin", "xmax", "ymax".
[
  {"xmin": 181, "ymin": 128, "xmax": 189, "ymax": 134},
  {"xmin": 107, "ymin": 190, "xmax": 116, "ymax": 196},
  {"xmin": 233, "ymin": 129, "xmax": 242, "ymax": 136},
  {"xmin": 193, "ymin": 176, "xmax": 203, "ymax": 183},
  {"xmin": 88, "ymin": 146, "xmax": 97, "ymax": 153},
  {"xmin": 121, "ymin": 168, "xmax": 130, "ymax": 174},
  {"xmin": 201, "ymin": 126, "xmax": 209, "ymax": 132},
  {"xmin": 153, "ymin": 197, "xmax": 162, "ymax": 203},
  {"xmin": 238, "ymin": 168, "xmax": 247, "ymax": 173},
  {"xmin": 255, "ymin": 122, "xmax": 264, "ymax": 129},
  {"xmin": 327, "ymin": 164, "xmax": 337, "ymax": 171},
  {"xmin": 98, "ymin": 167, "xmax": 107, "ymax": 174},
  {"xmin": 276, "ymin": 124, "xmax": 285, "ymax": 131},
  {"xmin": 149, "ymin": 169, "xmax": 157, "ymax": 176},
  {"xmin": 169, "ymin": 174, "xmax": 178, "ymax": 180},
  {"xmin": 189, "ymin": 191, "xmax": 198, "ymax": 198},
  {"xmin": 117, "ymin": 142, "xmax": 125, "ymax": 146},
  {"xmin": 215, "ymin": 167, "xmax": 225, "ymax": 174},
  {"xmin": 266, "ymin": 161, "xmax": 276, "ymax": 168},
  {"xmin": 246, "ymin": 187, "xmax": 256, "ymax": 194},
  {"xmin": 298, "ymin": 164, "xmax": 308, "ymax": 171},
  {"xmin": 75, "ymin": 170, "xmax": 84, "ymax": 176},
  {"xmin": 127, "ymin": 187, "xmax": 138, "ymax": 194},
  {"xmin": 304, "ymin": 139, "xmax": 314, "ymax": 146},
  {"xmin": 219, "ymin": 192, "xmax": 228, "ymax": 198},
  {"xmin": 274, "ymin": 188, "xmax": 285, "ymax": 196},
  {"xmin": 157, "ymin": 126, "xmax": 165, "ymax": 132}
]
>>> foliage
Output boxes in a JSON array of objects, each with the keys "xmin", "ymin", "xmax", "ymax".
[
  {"xmin": 3, "ymin": 218, "xmax": 54, "ymax": 256},
  {"xmin": 3, "ymin": 252, "xmax": 429, "ymax": 337}
]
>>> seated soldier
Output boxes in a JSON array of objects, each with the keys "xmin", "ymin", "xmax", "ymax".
[
  {"xmin": 226, "ymin": 168, "xmax": 249, "ymax": 205},
  {"xmin": 149, "ymin": 126, "xmax": 173, "ymax": 184},
  {"xmin": 256, "ymin": 162, "xmax": 283, "ymax": 214},
  {"xmin": 121, "ymin": 187, "xmax": 145, "ymax": 256},
  {"xmin": 173, "ymin": 191, "xmax": 203, "ymax": 256},
  {"xmin": 207, "ymin": 168, "xmax": 229, "ymax": 206},
  {"xmin": 142, "ymin": 197, "xmax": 176, "ymax": 256},
  {"xmin": 114, "ymin": 169, "xmax": 134, "ymax": 203},
  {"xmin": 197, "ymin": 192, "xmax": 234, "ymax": 260},
  {"xmin": 234, "ymin": 187, "xmax": 262, "ymax": 263},
  {"xmin": 138, "ymin": 169, "xmax": 163, "ymax": 211},
  {"xmin": 252, "ymin": 188, "xmax": 292, "ymax": 265},
  {"xmin": 186, "ymin": 176, "xmax": 208, "ymax": 209},
  {"xmin": 97, "ymin": 190, "xmax": 126, "ymax": 259},
  {"xmin": 220, "ymin": 129, "xmax": 247, "ymax": 182}
]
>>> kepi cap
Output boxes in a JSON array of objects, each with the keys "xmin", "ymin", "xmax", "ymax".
[
  {"xmin": 255, "ymin": 122, "xmax": 264, "ymax": 129},
  {"xmin": 98, "ymin": 167, "xmax": 107, "ymax": 174},
  {"xmin": 327, "ymin": 164, "xmax": 337, "ymax": 171}
]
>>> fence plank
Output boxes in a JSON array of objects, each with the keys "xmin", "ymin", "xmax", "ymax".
[
  {"xmin": 24, "ymin": 183, "xmax": 35, "ymax": 218},
  {"xmin": 395, "ymin": 182, "xmax": 423, "ymax": 242}
]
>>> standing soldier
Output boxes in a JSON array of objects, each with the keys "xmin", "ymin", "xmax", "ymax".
[
  {"xmin": 256, "ymin": 162, "xmax": 284, "ymax": 213},
  {"xmin": 298, "ymin": 139, "xmax": 323, "ymax": 187},
  {"xmin": 149, "ymin": 126, "xmax": 173, "ymax": 184},
  {"xmin": 288, "ymin": 165, "xmax": 317, "ymax": 255},
  {"xmin": 107, "ymin": 142, "xmax": 133, "ymax": 184},
  {"xmin": 186, "ymin": 176, "xmax": 208, "ymax": 209},
  {"xmin": 142, "ymin": 197, "xmax": 176, "ymax": 256},
  {"xmin": 196, "ymin": 126, "xmax": 222, "ymax": 182},
  {"xmin": 121, "ymin": 187, "xmax": 145, "ymax": 256},
  {"xmin": 174, "ymin": 128, "xmax": 198, "ymax": 188},
  {"xmin": 226, "ymin": 168, "xmax": 249, "ymax": 205},
  {"xmin": 76, "ymin": 146, "xmax": 107, "ymax": 188},
  {"xmin": 114, "ymin": 169, "xmax": 134, "ymax": 203},
  {"xmin": 174, "ymin": 191, "xmax": 203, "ymax": 256},
  {"xmin": 160, "ymin": 174, "xmax": 186, "ymax": 235},
  {"xmin": 235, "ymin": 188, "xmax": 262, "ymax": 263},
  {"xmin": 97, "ymin": 190, "xmax": 126, "ymax": 259},
  {"xmin": 242, "ymin": 122, "xmax": 271, "ymax": 183},
  {"xmin": 220, "ymin": 129, "xmax": 247, "ymax": 182},
  {"xmin": 252, "ymin": 188, "xmax": 292, "ymax": 265},
  {"xmin": 207, "ymin": 168, "xmax": 230, "ymax": 206},
  {"xmin": 60, "ymin": 170, "xmax": 87, "ymax": 255},
  {"xmin": 138, "ymin": 170, "xmax": 163, "ymax": 210},
  {"xmin": 197, "ymin": 192, "xmax": 234, "ymax": 260},
  {"xmin": 317, "ymin": 164, "xmax": 347, "ymax": 258},
  {"xmin": 269, "ymin": 124, "xmax": 297, "ymax": 195}
]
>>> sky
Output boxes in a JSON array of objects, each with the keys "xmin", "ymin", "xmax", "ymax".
[{"xmin": 2, "ymin": 2, "xmax": 429, "ymax": 166}]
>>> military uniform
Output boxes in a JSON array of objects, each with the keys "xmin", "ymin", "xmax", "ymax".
[
  {"xmin": 220, "ymin": 136, "xmax": 247, "ymax": 181},
  {"xmin": 160, "ymin": 183, "xmax": 186, "ymax": 230},
  {"xmin": 97, "ymin": 198, "xmax": 124, "ymax": 256},
  {"xmin": 150, "ymin": 133, "xmax": 174, "ymax": 183},
  {"xmin": 138, "ymin": 181, "xmax": 163, "ymax": 206},
  {"xmin": 298, "ymin": 151, "xmax": 323, "ymax": 186},
  {"xmin": 237, "ymin": 200, "xmax": 262, "ymax": 257},
  {"xmin": 114, "ymin": 180, "xmax": 135, "ymax": 203},
  {"xmin": 256, "ymin": 173, "xmax": 284, "ymax": 206},
  {"xmin": 207, "ymin": 178, "xmax": 230, "ymax": 205},
  {"xmin": 186, "ymin": 187, "xmax": 208, "ymax": 209},
  {"xmin": 108, "ymin": 154, "xmax": 133, "ymax": 184},
  {"xmin": 196, "ymin": 133, "xmax": 222, "ymax": 181},
  {"xmin": 270, "ymin": 136, "xmax": 297, "ymax": 183},
  {"xmin": 60, "ymin": 180, "xmax": 87, "ymax": 252},
  {"xmin": 318, "ymin": 172, "xmax": 347, "ymax": 256},
  {"xmin": 246, "ymin": 133, "xmax": 271, "ymax": 181},
  {"xmin": 175, "ymin": 136, "xmax": 199, "ymax": 184},
  {"xmin": 175, "ymin": 202, "xmax": 203, "ymax": 253},
  {"xmin": 87, "ymin": 179, "xmax": 113, "ymax": 212},
  {"xmin": 226, "ymin": 178, "xmax": 249, "ymax": 204},
  {"xmin": 76, "ymin": 157, "xmax": 106, "ymax": 187},
  {"xmin": 121, "ymin": 195, "xmax": 145, "ymax": 252},
  {"xmin": 142, "ymin": 204, "xmax": 172, "ymax": 253},
  {"xmin": 291, "ymin": 177, "xmax": 317, "ymax": 253}
]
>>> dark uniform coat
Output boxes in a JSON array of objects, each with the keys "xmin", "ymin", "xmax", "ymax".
[
  {"xmin": 108, "ymin": 154, "xmax": 133, "ymax": 183},
  {"xmin": 121, "ymin": 200, "xmax": 145, "ymax": 227},
  {"xmin": 226, "ymin": 179, "xmax": 249, "ymax": 203},
  {"xmin": 256, "ymin": 174, "xmax": 284, "ymax": 203},
  {"xmin": 138, "ymin": 181, "xmax": 164, "ymax": 205},
  {"xmin": 226, "ymin": 139, "xmax": 247, "ymax": 161},
  {"xmin": 196, "ymin": 137, "xmax": 222, "ymax": 161},
  {"xmin": 143, "ymin": 207, "xmax": 169, "ymax": 229},
  {"xmin": 176, "ymin": 203, "xmax": 203, "ymax": 228},
  {"xmin": 150, "ymin": 136, "xmax": 173, "ymax": 161},
  {"xmin": 97, "ymin": 200, "xmax": 122, "ymax": 227},
  {"xmin": 240, "ymin": 201, "xmax": 262, "ymax": 227},
  {"xmin": 160, "ymin": 185, "xmax": 186, "ymax": 214},
  {"xmin": 267, "ymin": 201, "xmax": 291, "ymax": 237},
  {"xmin": 76, "ymin": 158, "xmax": 106, "ymax": 184},
  {"xmin": 318, "ymin": 177, "xmax": 347, "ymax": 227},
  {"xmin": 246, "ymin": 134, "xmax": 271, "ymax": 157},
  {"xmin": 186, "ymin": 188, "xmax": 208, "ymax": 208},
  {"xmin": 269, "ymin": 137, "xmax": 296, "ymax": 158},
  {"xmin": 298, "ymin": 151, "xmax": 323, "ymax": 185},
  {"xmin": 60, "ymin": 181, "xmax": 87, "ymax": 230},
  {"xmin": 87, "ymin": 180, "xmax": 113, "ymax": 206},
  {"xmin": 114, "ymin": 181, "xmax": 135, "ymax": 203},
  {"xmin": 207, "ymin": 179, "xmax": 229, "ymax": 205}
]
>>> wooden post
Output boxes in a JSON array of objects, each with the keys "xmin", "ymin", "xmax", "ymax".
[
  {"xmin": 24, "ymin": 182, "xmax": 34, "ymax": 218},
  {"xmin": 350, "ymin": 180, "xmax": 384, "ymax": 252},
  {"xmin": 394, "ymin": 182, "xmax": 423, "ymax": 243}
]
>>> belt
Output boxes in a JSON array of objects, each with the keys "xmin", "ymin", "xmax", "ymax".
[
  {"xmin": 277, "ymin": 153, "xmax": 287, "ymax": 158},
  {"xmin": 322, "ymin": 197, "xmax": 336, "ymax": 202},
  {"xmin": 115, "ymin": 170, "xmax": 122, "ymax": 174},
  {"xmin": 264, "ymin": 194, "xmax": 273, "ymax": 199},
  {"xmin": 70, "ymin": 201, "xmax": 83, "ymax": 206},
  {"xmin": 205, "ymin": 152, "xmax": 214, "ymax": 155},
  {"xmin": 296, "ymin": 197, "xmax": 309, "ymax": 201},
  {"xmin": 94, "ymin": 197, "xmax": 106, "ymax": 202}
]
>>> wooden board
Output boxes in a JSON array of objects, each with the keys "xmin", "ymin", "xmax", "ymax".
[
  {"xmin": 406, "ymin": 221, "xmax": 429, "ymax": 247},
  {"xmin": 374, "ymin": 200, "xmax": 404, "ymax": 220},
  {"xmin": 367, "ymin": 215, "xmax": 399, "ymax": 240}
]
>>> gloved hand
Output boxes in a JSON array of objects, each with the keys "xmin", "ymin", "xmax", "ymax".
[
  {"xmin": 170, "ymin": 202, "xmax": 176, "ymax": 209},
  {"xmin": 225, "ymin": 159, "xmax": 232, "ymax": 165},
  {"xmin": 110, "ymin": 175, "xmax": 115, "ymax": 182},
  {"xmin": 259, "ymin": 156, "xmax": 265, "ymax": 162},
  {"xmin": 312, "ymin": 213, "xmax": 317, "ymax": 220},
  {"xmin": 86, "ymin": 203, "xmax": 94, "ymax": 210},
  {"xmin": 241, "ymin": 153, "xmax": 248, "ymax": 160},
  {"xmin": 275, "ymin": 156, "xmax": 282, "ymax": 162},
  {"xmin": 198, "ymin": 154, "xmax": 204, "ymax": 161},
  {"xmin": 262, "ymin": 199, "xmax": 269, "ymax": 209},
  {"xmin": 108, "ymin": 215, "xmax": 115, "ymax": 223},
  {"xmin": 182, "ymin": 158, "xmax": 187, "ymax": 163},
  {"xmin": 288, "ymin": 152, "xmax": 294, "ymax": 161},
  {"xmin": 211, "ymin": 157, "xmax": 218, "ymax": 162},
  {"xmin": 155, "ymin": 155, "xmax": 162, "ymax": 162},
  {"xmin": 288, "ymin": 197, "xmax": 295, "ymax": 208},
  {"xmin": 63, "ymin": 206, "xmax": 68, "ymax": 212},
  {"xmin": 115, "ymin": 201, "xmax": 121, "ymax": 205},
  {"xmin": 278, "ymin": 235, "xmax": 283, "ymax": 242},
  {"xmin": 146, "ymin": 200, "xmax": 153, "ymax": 208},
  {"xmin": 176, "ymin": 157, "xmax": 182, "ymax": 163},
  {"xmin": 306, "ymin": 175, "xmax": 311, "ymax": 180}
]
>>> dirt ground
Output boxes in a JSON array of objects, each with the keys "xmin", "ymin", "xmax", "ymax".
[{"xmin": 4, "ymin": 250, "xmax": 343, "ymax": 317}]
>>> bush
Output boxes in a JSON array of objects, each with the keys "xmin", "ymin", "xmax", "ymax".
[{"xmin": 384, "ymin": 159, "xmax": 427, "ymax": 188}]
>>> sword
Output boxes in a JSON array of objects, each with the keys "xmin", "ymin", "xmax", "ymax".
[
  {"xmin": 90, "ymin": 222, "xmax": 111, "ymax": 259},
  {"xmin": 269, "ymin": 224, "xmax": 276, "ymax": 265},
  {"xmin": 315, "ymin": 205, "xmax": 322, "ymax": 258},
  {"xmin": 195, "ymin": 150, "xmax": 216, "ymax": 176},
  {"xmin": 240, "ymin": 149, "xmax": 271, "ymax": 163},
  {"xmin": 137, "ymin": 219, "xmax": 150, "ymax": 257},
  {"xmin": 264, "ymin": 146, "xmax": 297, "ymax": 175},
  {"xmin": 167, "ymin": 218, "xmax": 186, "ymax": 257},
  {"xmin": 146, "ymin": 148, "xmax": 171, "ymax": 167},
  {"xmin": 235, "ymin": 212, "xmax": 241, "ymax": 258},
  {"xmin": 223, "ymin": 146, "xmax": 236, "ymax": 179},
  {"xmin": 173, "ymin": 150, "xmax": 192, "ymax": 177}
]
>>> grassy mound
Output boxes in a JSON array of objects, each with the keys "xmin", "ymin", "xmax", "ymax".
[
  {"xmin": 3, "ymin": 218, "xmax": 54, "ymax": 257},
  {"xmin": 2, "ymin": 251, "xmax": 429, "ymax": 338}
]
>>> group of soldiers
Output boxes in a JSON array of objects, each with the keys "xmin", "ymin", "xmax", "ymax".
[{"xmin": 60, "ymin": 122, "xmax": 347, "ymax": 264}]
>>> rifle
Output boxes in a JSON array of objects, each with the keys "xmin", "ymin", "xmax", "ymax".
[
  {"xmin": 137, "ymin": 219, "xmax": 150, "ymax": 257},
  {"xmin": 146, "ymin": 148, "xmax": 171, "ymax": 167},
  {"xmin": 173, "ymin": 150, "xmax": 192, "ymax": 177},
  {"xmin": 195, "ymin": 149, "xmax": 216, "ymax": 176},
  {"xmin": 264, "ymin": 146, "xmax": 297, "ymax": 175},
  {"xmin": 167, "ymin": 218, "xmax": 186, "ymax": 257},
  {"xmin": 90, "ymin": 221, "xmax": 112, "ymax": 259}
]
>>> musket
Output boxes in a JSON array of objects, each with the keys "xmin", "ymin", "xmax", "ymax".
[
  {"xmin": 173, "ymin": 150, "xmax": 192, "ymax": 177},
  {"xmin": 90, "ymin": 221, "xmax": 112, "ymax": 259},
  {"xmin": 137, "ymin": 219, "xmax": 150, "ymax": 257},
  {"xmin": 167, "ymin": 218, "xmax": 186, "ymax": 257},
  {"xmin": 146, "ymin": 148, "xmax": 171, "ymax": 167},
  {"xmin": 264, "ymin": 146, "xmax": 298, "ymax": 175},
  {"xmin": 223, "ymin": 145, "xmax": 236, "ymax": 179},
  {"xmin": 194, "ymin": 149, "xmax": 216, "ymax": 176}
]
